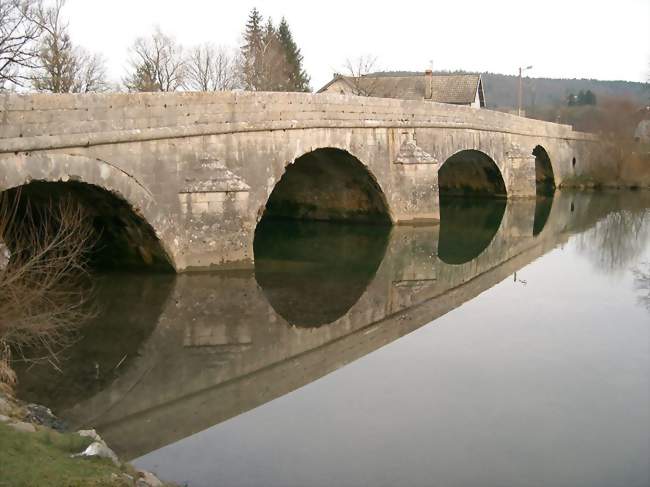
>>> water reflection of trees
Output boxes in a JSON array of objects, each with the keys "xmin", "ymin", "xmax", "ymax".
[
  {"xmin": 633, "ymin": 263, "xmax": 650, "ymax": 312},
  {"xmin": 577, "ymin": 208, "xmax": 650, "ymax": 274}
]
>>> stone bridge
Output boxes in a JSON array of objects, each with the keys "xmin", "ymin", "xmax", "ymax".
[{"xmin": 0, "ymin": 91, "xmax": 601, "ymax": 271}]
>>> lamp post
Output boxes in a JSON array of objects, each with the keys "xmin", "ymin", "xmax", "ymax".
[{"xmin": 518, "ymin": 65, "xmax": 533, "ymax": 117}]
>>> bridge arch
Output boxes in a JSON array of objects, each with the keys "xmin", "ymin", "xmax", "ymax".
[
  {"xmin": 0, "ymin": 153, "xmax": 174, "ymax": 271},
  {"xmin": 438, "ymin": 149, "xmax": 507, "ymax": 198},
  {"xmin": 533, "ymin": 145, "xmax": 556, "ymax": 195},
  {"xmin": 257, "ymin": 147, "xmax": 392, "ymax": 224},
  {"xmin": 533, "ymin": 195, "xmax": 554, "ymax": 236}
]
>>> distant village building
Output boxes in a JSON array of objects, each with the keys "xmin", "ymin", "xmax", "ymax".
[
  {"xmin": 317, "ymin": 71, "xmax": 486, "ymax": 108},
  {"xmin": 635, "ymin": 118, "xmax": 650, "ymax": 144}
]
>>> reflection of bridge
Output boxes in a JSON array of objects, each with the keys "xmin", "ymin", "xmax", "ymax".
[
  {"xmin": 28, "ymin": 191, "xmax": 609, "ymax": 460},
  {"xmin": 0, "ymin": 92, "xmax": 602, "ymax": 270}
]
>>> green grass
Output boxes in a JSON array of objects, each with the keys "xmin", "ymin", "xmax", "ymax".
[{"xmin": 0, "ymin": 423, "xmax": 132, "ymax": 487}]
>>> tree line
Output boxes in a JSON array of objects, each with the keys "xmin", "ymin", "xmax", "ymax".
[
  {"xmin": 0, "ymin": 1, "xmax": 310, "ymax": 93},
  {"xmin": 566, "ymin": 89, "xmax": 597, "ymax": 106}
]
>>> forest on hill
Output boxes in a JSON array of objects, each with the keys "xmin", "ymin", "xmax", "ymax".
[{"xmin": 482, "ymin": 73, "xmax": 648, "ymax": 111}]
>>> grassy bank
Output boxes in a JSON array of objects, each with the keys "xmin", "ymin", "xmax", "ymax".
[{"xmin": 0, "ymin": 422, "xmax": 135, "ymax": 487}]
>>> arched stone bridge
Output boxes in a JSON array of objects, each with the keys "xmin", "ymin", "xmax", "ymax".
[{"xmin": 0, "ymin": 91, "xmax": 600, "ymax": 271}]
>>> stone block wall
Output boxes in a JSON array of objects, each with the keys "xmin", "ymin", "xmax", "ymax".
[{"xmin": 0, "ymin": 91, "xmax": 604, "ymax": 271}]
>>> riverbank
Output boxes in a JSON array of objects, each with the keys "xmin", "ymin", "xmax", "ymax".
[
  {"xmin": 562, "ymin": 145, "xmax": 650, "ymax": 190},
  {"xmin": 0, "ymin": 388, "xmax": 169, "ymax": 487}
]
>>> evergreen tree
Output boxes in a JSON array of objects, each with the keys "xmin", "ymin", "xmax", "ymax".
[
  {"xmin": 240, "ymin": 9, "xmax": 310, "ymax": 92},
  {"xmin": 277, "ymin": 17, "xmax": 310, "ymax": 92},
  {"xmin": 567, "ymin": 89, "xmax": 597, "ymax": 107},
  {"xmin": 583, "ymin": 89, "xmax": 597, "ymax": 105},
  {"xmin": 241, "ymin": 7, "xmax": 263, "ymax": 90},
  {"xmin": 124, "ymin": 61, "xmax": 159, "ymax": 92}
]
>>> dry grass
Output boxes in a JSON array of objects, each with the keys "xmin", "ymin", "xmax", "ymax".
[{"xmin": 0, "ymin": 189, "xmax": 97, "ymax": 391}]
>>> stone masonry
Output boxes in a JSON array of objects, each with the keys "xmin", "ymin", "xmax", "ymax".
[{"xmin": 0, "ymin": 91, "xmax": 602, "ymax": 271}]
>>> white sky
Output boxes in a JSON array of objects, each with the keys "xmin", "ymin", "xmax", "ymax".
[{"xmin": 64, "ymin": 0, "xmax": 650, "ymax": 89}]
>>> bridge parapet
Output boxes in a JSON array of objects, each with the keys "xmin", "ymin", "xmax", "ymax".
[{"xmin": 0, "ymin": 91, "xmax": 594, "ymax": 152}]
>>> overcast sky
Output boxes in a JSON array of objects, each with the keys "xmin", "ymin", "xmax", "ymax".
[{"xmin": 64, "ymin": 0, "xmax": 650, "ymax": 90}]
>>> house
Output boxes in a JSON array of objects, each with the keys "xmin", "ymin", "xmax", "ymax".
[
  {"xmin": 317, "ymin": 71, "xmax": 486, "ymax": 108},
  {"xmin": 634, "ymin": 119, "xmax": 650, "ymax": 144}
]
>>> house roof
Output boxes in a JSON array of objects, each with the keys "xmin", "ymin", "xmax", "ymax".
[{"xmin": 318, "ymin": 72, "xmax": 484, "ymax": 106}]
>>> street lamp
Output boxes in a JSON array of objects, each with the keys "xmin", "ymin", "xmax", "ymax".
[{"xmin": 518, "ymin": 65, "xmax": 533, "ymax": 117}]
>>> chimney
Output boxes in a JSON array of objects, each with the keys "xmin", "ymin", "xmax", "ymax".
[{"xmin": 425, "ymin": 69, "xmax": 433, "ymax": 99}]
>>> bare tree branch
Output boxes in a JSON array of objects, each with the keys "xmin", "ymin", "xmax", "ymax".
[
  {"xmin": 30, "ymin": 0, "xmax": 109, "ymax": 93},
  {"xmin": 0, "ymin": 0, "xmax": 42, "ymax": 89},
  {"xmin": 255, "ymin": 26, "xmax": 287, "ymax": 91},
  {"xmin": 124, "ymin": 27, "xmax": 185, "ymax": 92},
  {"xmin": 184, "ymin": 43, "xmax": 241, "ymax": 92},
  {"xmin": 0, "ymin": 189, "xmax": 97, "ymax": 391},
  {"xmin": 343, "ymin": 55, "xmax": 380, "ymax": 96}
]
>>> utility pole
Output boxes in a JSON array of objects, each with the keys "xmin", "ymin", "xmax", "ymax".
[{"xmin": 518, "ymin": 65, "xmax": 533, "ymax": 116}]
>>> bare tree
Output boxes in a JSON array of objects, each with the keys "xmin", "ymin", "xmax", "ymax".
[
  {"xmin": 184, "ymin": 43, "xmax": 240, "ymax": 92},
  {"xmin": 124, "ymin": 27, "xmax": 185, "ymax": 92},
  {"xmin": 577, "ymin": 206, "xmax": 650, "ymax": 274},
  {"xmin": 343, "ymin": 55, "xmax": 380, "ymax": 96},
  {"xmin": 0, "ymin": 0, "xmax": 42, "ymax": 89},
  {"xmin": 0, "ymin": 190, "xmax": 96, "ymax": 391},
  {"xmin": 31, "ymin": 0, "xmax": 108, "ymax": 93},
  {"xmin": 71, "ymin": 50, "xmax": 109, "ymax": 92},
  {"xmin": 256, "ymin": 21, "xmax": 288, "ymax": 91}
]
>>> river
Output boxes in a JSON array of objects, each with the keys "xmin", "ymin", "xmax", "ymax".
[{"xmin": 15, "ymin": 190, "xmax": 650, "ymax": 487}]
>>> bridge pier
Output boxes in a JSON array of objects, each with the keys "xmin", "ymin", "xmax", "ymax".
[{"xmin": 504, "ymin": 144, "xmax": 537, "ymax": 198}]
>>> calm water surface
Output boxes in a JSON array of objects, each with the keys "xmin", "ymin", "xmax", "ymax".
[{"xmin": 16, "ymin": 191, "xmax": 650, "ymax": 487}]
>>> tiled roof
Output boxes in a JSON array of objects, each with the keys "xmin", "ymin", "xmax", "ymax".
[{"xmin": 319, "ymin": 73, "xmax": 483, "ymax": 105}]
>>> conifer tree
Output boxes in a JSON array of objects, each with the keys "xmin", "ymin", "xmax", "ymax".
[
  {"xmin": 240, "ymin": 9, "xmax": 311, "ymax": 92},
  {"xmin": 241, "ymin": 7, "xmax": 263, "ymax": 90},
  {"xmin": 277, "ymin": 17, "xmax": 310, "ymax": 92}
]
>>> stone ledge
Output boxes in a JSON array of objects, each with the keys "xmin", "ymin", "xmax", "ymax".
[{"xmin": 0, "ymin": 119, "xmax": 596, "ymax": 154}]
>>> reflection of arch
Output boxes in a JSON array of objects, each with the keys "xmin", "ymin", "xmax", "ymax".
[
  {"xmin": 0, "ymin": 153, "xmax": 174, "ymax": 270},
  {"xmin": 259, "ymin": 148, "xmax": 392, "ymax": 224},
  {"xmin": 533, "ymin": 145, "xmax": 556, "ymax": 195},
  {"xmin": 438, "ymin": 149, "xmax": 507, "ymax": 198},
  {"xmin": 533, "ymin": 195, "xmax": 554, "ymax": 236},
  {"xmin": 254, "ymin": 220, "xmax": 390, "ymax": 327},
  {"xmin": 437, "ymin": 196, "xmax": 506, "ymax": 265}
]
